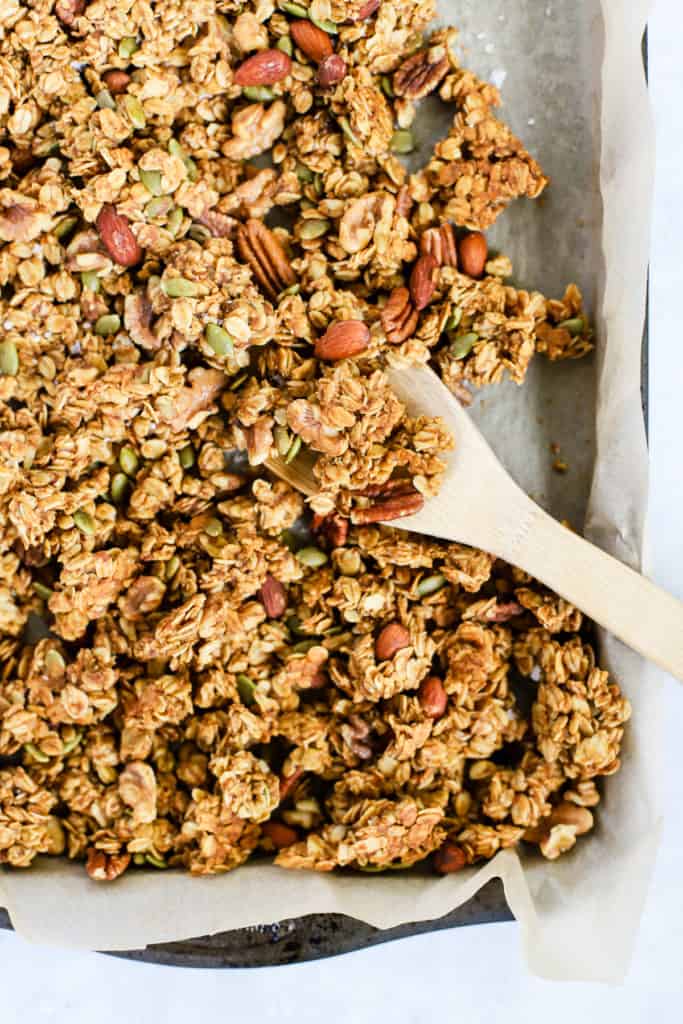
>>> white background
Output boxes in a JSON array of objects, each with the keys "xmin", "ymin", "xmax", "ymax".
[{"xmin": 1, "ymin": 1, "xmax": 682, "ymax": 1018}]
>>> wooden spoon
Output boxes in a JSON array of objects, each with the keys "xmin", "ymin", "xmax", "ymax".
[{"xmin": 268, "ymin": 362, "xmax": 683, "ymax": 681}]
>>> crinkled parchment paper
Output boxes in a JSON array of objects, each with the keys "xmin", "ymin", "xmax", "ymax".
[{"xmin": 0, "ymin": 0, "xmax": 659, "ymax": 983}]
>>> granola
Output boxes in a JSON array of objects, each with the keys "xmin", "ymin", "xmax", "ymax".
[{"xmin": 0, "ymin": 0, "xmax": 623, "ymax": 884}]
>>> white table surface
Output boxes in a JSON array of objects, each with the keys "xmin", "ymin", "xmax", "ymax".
[{"xmin": 2, "ymin": 1, "xmax": 682, "ymax": 1018}]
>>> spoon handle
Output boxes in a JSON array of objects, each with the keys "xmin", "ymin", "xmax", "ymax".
[{"xmin": 494, "ymin": 496, "xmax": 683, "ymax": 681}]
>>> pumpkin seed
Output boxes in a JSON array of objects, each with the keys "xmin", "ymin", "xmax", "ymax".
[
  {"xmin": 72, "ymin": 509, "xmax": 95, "ymax": 535},
  {"xmin": 243, "ymin": 86, "xmax": 276, "ymax": 102},
  {"xmin": 94, "ymin": 314, "xmax": 120, "ymax": 336},
  {"xmin": 145, "ymin": 854, "xmax": 168, "ymax": 869},
  {"xmin": 417, "ymin": 573, "xmax": 446, "ymax": 597},
  {"xmin": 296, "ymin": 162, "xmax": 314, "ymax": 183},
  {"xmin": 444, "ymin": 307, "xmax": 462, "ymax": 331},
  {"xmin": 95, "ymin": 88, "xmax": 116, "ymax": 110},
  {"xmin": 284, "ymin": 434, "xmax": 302, "ymax": 463},
  {"xmin": 165, "ymin": 555, "xmax": 181, "ymax": 580},
  {"xmin": 311, "ymin": 16, "xmax": 338, "ymax": 33},
  {"xmin": 291, "ymin": 639, "xmax": 319, "ymax": 654},
  {"xmin": 390, "ymin": 129, "xmax": 415, "ymax": 154},
  {"xmin": 133, "ymin": 853, "xmax": 146, "ymax": 866},
  {"xmin": 61, "ymin": 732, "xmax": 83, "ymax": 756},
  {"xmin": 296, "ymin": 546, "xmax": 328, "ymax": 568},
  {"xmin": 178, "ymin": 445, "xmax": 195, "ymax": 469},
  {"xmin": 167, "ymin": 139, "xmax": 197, "ymax": 180},
  {"xmin": 110, "ymin": 472, "xmax": 130, "ymax": 504},
  {"xmin": 23, "ymin": 743, "xmax": 49, "ymax": 764},
  {"xmin": 118, "ymin": 36, "xmax": 139, "ymax": 58},
  {"xmin": 54, "ymin": 214, "xmax": 78, "ymax": 240},
  {"xmin": 276, "ymin": 35, "xmax": 293, "ymax": 56},
  {"xmin": 274, "ymin": 425, "xmax": 292, "ymax": 457},
  {"xmin": 144, "ymin": 197, "xmax": 169, "ymax": 218},
  {"xmin": 118, "ymin": 446, "xmax": 139, "ymax": 476},
  {"xmin": 557, "ymin": 317, "xmax": 585, "ymax": 336},
  {"xmin": 139, "ymin": 168, "xmax": 163, "ymax": 195},
  {"xmin": 278, "ymin": 283, "xmax": 300, "ymax": 298},
  {"xmin": 449, "ymin": 332, "xmax": 478, "ymax": 360},
  {"xmin": 279, "ymin": 529, "xmax": 298, "ymax": 551},
  {"xmin": 380, "ymin": 75, "xmax": 394, "ymax": 98},
  {"xmin": 45, "ymin": 649, "xmax": 65, "ymax": 675},
  {"xmin": 205, "ymin": 323, "xmax": 234, "ymax": 356},
  {"xmin": 280, "ymin": 1, "xmax": 309, "ymax": 15},
  {"xmin": 0, "ymin": 340, "xmax": 19, "ymax": 376},
  {"xmin": 188, "ymin": 223, "xmax": 211, "ymax": 243},
  {"xmin": 338, "ymin": 116, "xmax": 359, "ymax": 147},
  {"xmin": 230, "ymin": 371, "xmax": 249, "ymax": 390},
  {"xmin": 32, "ymin": 581, "xmax": 53, "ymax": 600},
  {"xmin": 167, "ymin": 206, "xmax": 184, "ymax": 236},
  {"xmin": 204, "ymin": 517, "xmax": 223, "ymax": 537},
  {"xmin": 80, "ymin": 270, "xmax": 100, "ymax": 292},
  {"xmin": 237, "ymin": 674, "xmax": 256, "ymax": 705},
  {"xmin": 299, "ymin": 218, "xmax": 330, "ymax": 240},
  {"xmin": 123, "ymin": 94, "xmax": 146, "ymax": 130},
  {"xmin": 162, "ymin": 276, "xmax": 198, "ymax": 298}
]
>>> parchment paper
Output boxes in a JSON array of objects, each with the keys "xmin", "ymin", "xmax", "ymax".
[{"xmin": 0, "ymin": 0, "xmax": 659, "ymax": 983}]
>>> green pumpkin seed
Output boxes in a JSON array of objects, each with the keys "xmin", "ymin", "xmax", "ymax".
[
  {"xmin": 380, "ymin": 75, "xmax": 395, "ymax": 98},
  {"xmin": 445, "ymin": 307, "xmax": 462, "ymax": 331},
  {"xmin": 139, "ymin": 168, "xmax": 163, "ymax": 195},
  {"xmin": 280, "ymin": 1, "xmax": 309, "ymax": 15},
  {"xmin": 296, "ymin": 162, "xmax": 314, "ymax": 183},
  {"xmin": 296, "ymin": 546, "xmax": 328, "ymax": 568},
  {"xmin": 188, "ymin": 223, "xmax": 211, "ymax": 243},
  {"xmin": 118, "ymin": 36, "xmax": 139, "ymax": 58},
  {"xmin": 168, "ymin": 138, "xmax": 197, "ymax": 180},
  {"xmin": 417, "ymin": 573, "xmax": 446, "ymax": 597},
  {"xmin": 32, "ymin": 581, "xmax": 53, "ymax": 600},
  {"xmin": 162, "ymin": 276, "xmax": 198, "ymax": 298},
  {"xmin": 178, "ymin": 445, "xmax": 195, "ymax": 470},
  {"xmin": 61, "ymin": 732, "xmax": 83, "ymax": 756},
  {"xmin": 390, "ymin": 129, "xmax": 415, "ymax": 154},
  {"xmin": 204, "ymin": 517, "xmax": 223, "ymax": 537},
  {"xmin": 313, "ymin": 172, "xmax": 323, "ymax": 195},
  {"xmin": 72, "ymin": 509, "xmax": 95, "ymax": 535},
  {"xmin": 54, "ymin": 214, "xmax": 78, "ymax": 240},
  {"xmin": 80, "ymin": 270, "xmax": 100, "ymax": 292},
  {"xmin": 145, "ymin": 196, "xmax": 169, "ymax": 218},
  {"xmin": 230, "ymin": 371, "xmax": 249, "ymax": 390},
  {"xmin": 165, "ymin": 555, "xmax": 181, "ymax": 580},
  {"xmin": 311, "ymin": 16, "xmax": 338, "ymax": 33},
  {"xmin": 24, "ymin": 742, "xmax": 50, "ymax": 764},
  {"xmin": 449, "ymin": 332, "xmax": 478, "ymax": 360},
  {"xmin": 284, "ymin": 434, "xmax": 302, "ymax": 464},
  {"xmin": 0, "ymin": 340, "xmax": 19, "ymax": 376},
  {"xmin": 338, "ymin": 116, "xmax": 359, "ymax": 147},
  {"xmin": 280, "ymin": 529, "xmax": 298, "ymax": 551},
  {"xmin": 299, "ymin": 218, "xmax": 330, "ymax": 240},
  {"xmin": 278, "ymin": 283, "xmax": 300, "ymax": 299},
  {"xmin": 145, "ymin": 854, "xmax": 168, "ymax": 869},
  {"xmin": 45, "ymin": 649, "xmax": 65, "ymax": 675},
  {"xmin": 243, "ymin": 85, "xmax": 276, "ymax": 102},
  {"xmin": 123, "ymin": 94, "xmax": 146, "ymax": 130},
  {"xmin": 133, "ymin": 853, "xmax": 146, "ymax": 866},
  {"xmin": 276, "ymin": 35, "xmax": 293, "ymax": 56},
  {"xmin": 110, "ymin": 472, "xmax": 130, "ymax": 504},
  {"xmin": 205, "ymin": 323, "xmax": 234, "ymax": 356},
  {"xmin": 557, "ymin": 317, "xmax": 585, "ymax": 336},
  {"xmin": 118, "ymin": 446, "xmax": 139, "ymax": 476},
  {"xmin": 291, "ymin": 638, "xmax": 319, "ymax": 654},
  {"xmin": 237, "ymin": 674, "xmax": 256, "ymax": 705},
  {"xmin": 96, "ymin": 89, "xmax": 116, "ymax": 110},
  {"xmin": 274, "ymin": 425, "xmax": 292, "ymax": 457},
  {"xmin": 167, "ymin": 207, "xmax": 184, "ymax": 236},
  {"xmin": 94, "ymin": 314, "xmax": 121, "ymax": 336}
]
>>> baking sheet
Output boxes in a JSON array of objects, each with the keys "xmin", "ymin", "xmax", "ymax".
[{"xmin": 0, "ymin": 0, "xmax": 659, "ymax": 983}]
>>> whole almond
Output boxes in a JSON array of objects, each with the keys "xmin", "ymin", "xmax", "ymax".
[
  {"xmin": 315, "ymin": 319, "xmax": 370, "ymax": 361},
  {"xmin": 433, "ymin": 841, "xmax": 467, "ymax": 875},
  {"xmin": 524, "ymin": 802, "xmax": 594, "ymax": 844},
  {"xmin": 458, "ymin": 231, "xmax": 488, "ymax": 278},
  {"xmin": 356, "ymin": 0, "xmax": 380, "ymax": 19},
  {"xmin": 261, "ymin": 821, "xmax": 299, "ymax": 850},
  {"xmin": 95, "ymin": 204, "xmax": 142, "ymax": 267},
  {"xmin": 260, "ymin": 573, "xmax": 287, "ymax": 618},
  {"xmin": 291, "ymin": 20, "xmax": 334, "ymax": 62},
  {"xmin": 409, "ymin": 253, "xmax": 438, "ymax": 311},
  {"xmin": 317, "ymin": 54, "xmax": 347, "ymax": 87},
  {"xmin": 102, "ymin": 69, "xmax": 130, "ymax": 94},
  {"xmin": 375, "ymin": 621, "xmax": 411, "ymax": 661},
  {"xmin": 418, "ymin": 675, "xmax": 448, "ymax": 719},
  {"xmin": 234, "ymin": 49, "xmax": 292, "ymax": 86}
]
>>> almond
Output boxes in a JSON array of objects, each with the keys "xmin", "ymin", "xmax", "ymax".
[
  {"xmin": 291, "ymin": 20, "xmax": 334, "ymax": 62},
  {"xmin": 409, "ymin": 253, "xmax": 438, "ymax": 311},
  {"xmin": 260, "ymin": 573, "xmax": 287, "ymax": 618},
  {"xmin": 433, "ymin": 841, "xmax": 467, "ymax": 875},
  {"xmin": 458, "ymin": 231, "xmax": 488, "ymax": 278},
  {"xmin": 315, "ymin": 319, "xmax": 370, "ymax": 360},
  {"xmin": 55, "ymin": 0, "xmax": 85, "ymax": 27},
  {"xmin": 95, "ymin": 204, "xmax": 142, "ymax": 267},
  {"xmin": 233, "ymin": 49, "xmax": 292, "ymax": 87},
  {"xmin": 418, "ymin": 675, "xmax": 448, "ymax": 719},
  {"xmin": 317, "ymin": 54, "xmax": 347, "ymax": 88},
  {"xmin": 102, "ymin": 69, "xmax": 130, "ymax": 94},
  {"xmin": 375, "ymin": 621, "xmax": 411, "ymax": 661},
  {"xmin": 261, "ymin": 821, "xmax": 299, "ymax": 850},
  {"xmin": 356, "ymin": 0, "xmax": 380, "ymax": 20}
]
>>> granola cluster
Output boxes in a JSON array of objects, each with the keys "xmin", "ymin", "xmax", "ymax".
[{"xmin": 0, "ymin": 0, "xmax": 625, "ymax": 882}]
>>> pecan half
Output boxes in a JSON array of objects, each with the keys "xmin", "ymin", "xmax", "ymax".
[
  {"xmin": 234, "ymin": 49, "xmax": 292, "ymax": 86},
  {"xmin": 291, "ymin": 20, "xmax": 334, "ymax": 62},
  {"xmin": 409, "ymin": 254, "xmax": 438, "ymax": 311},
  {"xmin": 312, "ymin": 512, "xmax": 349, "ymax": 548},
  {"xmin": 351, "ymin": 488, "xmax": 425, "ymax": 524},
  {"xmin": 260, "ymin": 574, "xmax": 287, "ymax": 618},
  {"xmin": 236, "ymin": 218, "xmax": 295, "ymax": 299},
  {"xmin": 381, "ymin": 286, "xmax": 419, "ymax": 345},
  {"xmin": 420, "ymin": 223, "xmax": 458, "ymax": 267},
  {"xmin": 315, "ymin": 319, "xmax": 370, "ymax": 360},
  {"xmin": 195, "ymin": 208, "xmax": 237, "ymax": 238},
  {"xmin": 393, "ymin": 46, "xmax": 449, "ymax": 100},
  {"xmin": 86, "ymin": 849, "xmax": 131, "ymax": 882}
]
